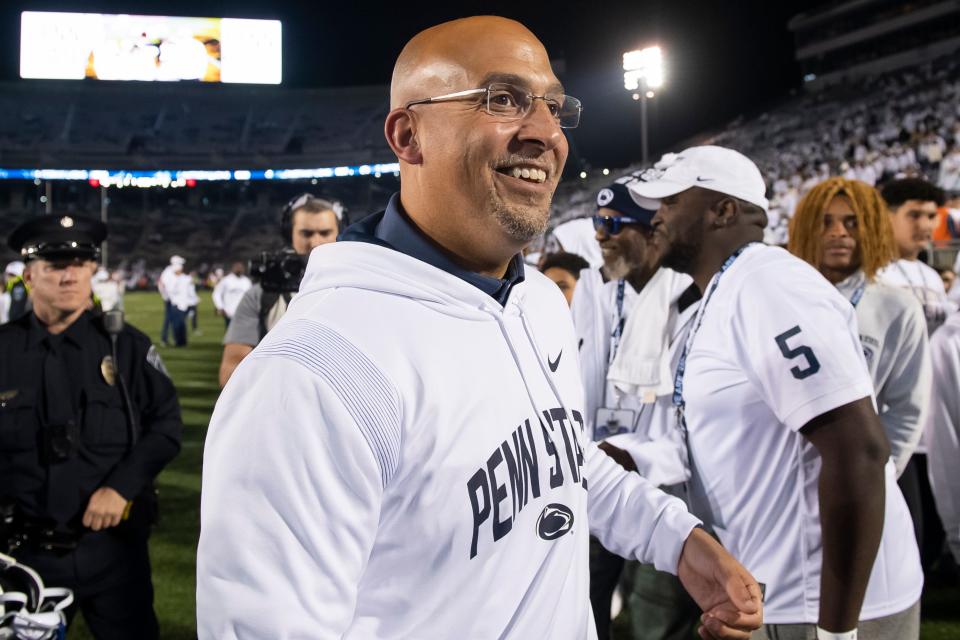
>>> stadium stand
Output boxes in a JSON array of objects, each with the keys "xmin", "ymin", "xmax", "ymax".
[
  {"xmin": 546, "ymin": 53, "xmax": 960, "ymax": 255},
  {"xmin": 0, "ymin": 81, "xmax": 392, "ymax": 169},
  {"xmin": 3, "ymin": 1, "xmax": 960, "ymax": 275}
]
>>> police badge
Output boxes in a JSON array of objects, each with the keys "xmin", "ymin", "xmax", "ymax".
[{"xmin": 100, "ymin": 355, "xmax": 117, "ymax": 386}]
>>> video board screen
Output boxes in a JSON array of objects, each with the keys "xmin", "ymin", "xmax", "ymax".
[{"xmin": 20, "ymin": 12, "xmax": 282, "ymax": 84}]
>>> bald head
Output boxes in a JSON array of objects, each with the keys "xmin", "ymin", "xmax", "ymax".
[
  {"xmin": 390, "ymin": 16, "xmax": 553, "ymax": 108},
  {"xmin": 383, "ymin": 16, "xmax": 569, "ymax": 277}
]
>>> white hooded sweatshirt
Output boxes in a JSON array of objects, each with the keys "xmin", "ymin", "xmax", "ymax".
[{"xmin": 197, "ymin": 240, "xmax": 700, "ymax": 640}]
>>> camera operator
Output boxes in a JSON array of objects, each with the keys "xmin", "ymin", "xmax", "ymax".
[{"xmin": 218, "ymin": 194, "xmax": 342, "ymax": 387}]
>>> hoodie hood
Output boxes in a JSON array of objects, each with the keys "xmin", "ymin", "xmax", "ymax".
[{"xmin": 297, "ymin": 238, "xmax": 526, "ymax": 322}]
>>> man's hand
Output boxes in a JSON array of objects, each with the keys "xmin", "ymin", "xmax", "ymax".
[
  {"xmin": 82, "ymin": 487, "xmax": 129, "ymax": 531},
  {"xmin": 677, "ymin": 528, "xmax": 763, "ymax": 639},
  {"xmin": 597, "ymin": 441, "xmax": 637, "ymax": 472}
]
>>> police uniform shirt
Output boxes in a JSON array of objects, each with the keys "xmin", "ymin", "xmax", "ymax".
[
  {"xmin": 0, "ymin": 310, "xmax": 182, "ymax": 528},
  {"xmin": 680, "ymin": 243, "xmax": 922, "ymax": 623}
]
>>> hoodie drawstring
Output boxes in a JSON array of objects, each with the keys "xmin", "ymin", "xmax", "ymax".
[{"xmin": 480, "ymin": 303, "xmax": 569, "ymax": 420}]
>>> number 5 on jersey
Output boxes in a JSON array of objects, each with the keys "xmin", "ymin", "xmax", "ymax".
[{"xmin": 775, "ymin": 326, "xmax": 821, "ymax": 380}]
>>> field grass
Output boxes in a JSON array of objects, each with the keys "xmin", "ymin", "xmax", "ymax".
[{"xmin": 71, "ymin": 290, "xmax": 960, "ymax": 638}]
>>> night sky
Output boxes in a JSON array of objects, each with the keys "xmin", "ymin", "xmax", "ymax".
[{"xmin": 0, "ymin": 0, "xmax": 826, "ymax": 170}]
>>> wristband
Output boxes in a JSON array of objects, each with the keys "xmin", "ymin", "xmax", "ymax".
[{"xmin": 816, "ymin": 628, "xmax": 856, "ymax": 640}]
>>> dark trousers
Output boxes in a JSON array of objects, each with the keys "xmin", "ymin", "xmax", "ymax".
[
  {"xmin": 188, "ymin": 305, "xmax": 198, "ymax": 331},
  {"xmin": 589, "ymin": 536, "xmax": 625, "ymax": 640},
  {"xmin": 898, "ymin": 453, "xmax": 945, "ymax": 569},
  {"xmin": 169, "ymin": 307, "xmax": 188, "ymax": 347},
  {"xmin": 13, "ymin": 530, "xmax": 159, "ymax": 640},
  {"xmin": 628, "ymin": 562, "xmax": 699, "ymax": 640},
  {"xmin": 160, "ymin": 301, "xmax": 172, "ymax": 344}
]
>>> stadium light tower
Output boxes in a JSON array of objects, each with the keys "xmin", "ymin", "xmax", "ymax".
[{"xmin": 623, "ymin": 46, "xmax": 664, "ymax": 164}]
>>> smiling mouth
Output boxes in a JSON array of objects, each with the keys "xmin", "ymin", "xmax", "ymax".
[{"xmin": 496, "ymin": 165, "xmax": 548, "ymax": 184}]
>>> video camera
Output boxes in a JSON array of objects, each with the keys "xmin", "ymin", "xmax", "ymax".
[{"xmin": 248, "ymin": 249, "xmax": 307, "ymax": 293}]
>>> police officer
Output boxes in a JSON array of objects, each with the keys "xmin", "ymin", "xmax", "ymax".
[{"xmin": 0, "ymin": 214, "xmax": 182, "ymax": 639}]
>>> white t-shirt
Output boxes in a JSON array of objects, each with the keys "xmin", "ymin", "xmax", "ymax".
[
  {"xmin": 571, "ymin": 272, "xmax": 639, "ymax": 439},
  {"xmin": 167, "ymin": 273, "xmax": 194, "ymax": 311},
  {"xmin": 158, "ymin": 265, "xmax": 178, "ymax": 301},
  {"xmin": 877, "ymin": 258, "xmax": 951, "ymax": 335},
  {"xmin": 835, "ymin": 272, "xmax": 930, "ymax": 471},
  {"xmin": 682, "ymin": 244, "xmax": 922, "ymax": 624},
  {"xmin": 212, "ymin": 273, "xmax": 253, "ymax": 318}
]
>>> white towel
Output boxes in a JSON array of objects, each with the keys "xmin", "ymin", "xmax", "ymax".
[
  {"xmin": 607, "ymin": 268, "xmax": 691, "ymax": 401},
  {"xmin": 551, "ymin": 218, "xmax": 604, "ymax": 268}
]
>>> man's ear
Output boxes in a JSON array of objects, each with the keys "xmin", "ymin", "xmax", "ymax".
[
  {"xmin": 384, "ymin": 108, "xmax": 422, "ymax": 165},
  {"xmin": 21, "ymin": 264, "xmax": 32, "ymax": 286},
  {"xmin": 711, "ymin": 197, "xmax": 739, "ymax": 228}
]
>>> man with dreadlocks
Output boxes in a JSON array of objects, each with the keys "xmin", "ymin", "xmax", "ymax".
[{"xmin": 788, "ymin": 177, "xmax": 931, "ymax": 478}]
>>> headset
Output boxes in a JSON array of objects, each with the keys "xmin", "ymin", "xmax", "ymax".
[{"xmin": 279, "ymin": 193, "xmax": 345, "ymax": 244}]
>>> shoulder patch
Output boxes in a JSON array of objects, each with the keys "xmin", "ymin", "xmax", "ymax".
[{"xmin": 146, "ymin": 345, "xmax": 170, "ymax": 377}]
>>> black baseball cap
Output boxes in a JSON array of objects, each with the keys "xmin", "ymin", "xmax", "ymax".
[
  {"xmin": 596, "ymin": 181, "xmax": 658, "ymax": 228},
  {"xmin": 7, "ymin": 215, "xmax": 107, "ymax": 262}
]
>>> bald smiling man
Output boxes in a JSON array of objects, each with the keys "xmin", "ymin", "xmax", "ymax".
[{"xmin": 197, "ymin": 17, "xmax": 762, "ymax": 639}]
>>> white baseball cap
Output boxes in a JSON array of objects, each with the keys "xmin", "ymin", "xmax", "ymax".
[
  {"xmin": 4, "ymin": 261, "xmax": 24, "ymax": 277},
  {"xmin": 628, "ymin": 145, "xmax": 769, "ymax": 211},
  {"xmin": 170, "ymin": 255, "xmax": 185, "ymax": 266}
]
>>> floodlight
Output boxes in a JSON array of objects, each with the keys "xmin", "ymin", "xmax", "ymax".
[{"xmin": 622, "ymin": 46, "xmax": 663, "ymax": 90}]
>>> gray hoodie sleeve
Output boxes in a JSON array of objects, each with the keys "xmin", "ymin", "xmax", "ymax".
[
  {"xmin": 876, "ymin": 297, "xmax": 931, "ymax": 477},
  {"xmin": 926, "ymin": 317, "xmax": 960, "ymax": 565}
]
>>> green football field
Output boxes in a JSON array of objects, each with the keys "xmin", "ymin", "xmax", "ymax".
[{"xmin": 70, "ymin": 291, "xmax": 959, "ymax": 638}]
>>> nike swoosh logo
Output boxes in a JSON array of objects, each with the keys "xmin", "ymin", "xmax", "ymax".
[
  {"xmin": 696, "ymin": 176, "xmax": 714, "ymax": 182},
  {"xmin": 548, "ymin": 350, "xmax": 562, "ymax": 372}
]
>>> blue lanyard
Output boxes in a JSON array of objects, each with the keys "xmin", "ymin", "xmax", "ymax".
[
  {"xmin": 608, "ymin": 279, "xmax": 626, "ymax": 367},
  {"xmin": 849, "ymin": 282, "xmax": 866, "ymax": 308},
  {"xmin": 672, "ymin": 243, "xmax": 758, "ymax": 415}
]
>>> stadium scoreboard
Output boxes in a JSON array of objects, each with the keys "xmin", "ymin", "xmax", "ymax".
[{"xmin": 20, "ymin": 11, "xmax": 282, "ymax": 84}]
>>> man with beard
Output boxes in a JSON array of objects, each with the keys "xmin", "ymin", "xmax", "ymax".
[
  {"xmin": 198, "ymin": 18, "xmax": 762, "ymax": 640},
  {"xmin": 633, "ymin": 146, "xmax": 922, "ymax": 639},
  {"xmin": 573, "ymin": 177, "xmax": 702, "ymax": 639},
  {"xmin": 788, "ymin": 177, "xmax": 930, "ymax": 478}
]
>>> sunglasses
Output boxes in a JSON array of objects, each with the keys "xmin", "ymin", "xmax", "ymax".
[{"xmin": 592, "ymin": 214, "xmax": 652, "ymax": 235}]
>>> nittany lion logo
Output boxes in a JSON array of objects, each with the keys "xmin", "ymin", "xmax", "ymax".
[
  {"xmin": 536, "ymin": 503, "xmax": 574, "ymax": 541},
  {"xmin": 597, "ymin": 188, "xmax": 614, "ymax": 207}
]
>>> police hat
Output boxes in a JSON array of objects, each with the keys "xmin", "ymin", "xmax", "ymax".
[{"xmin": 7, "ymin": 215, "xmax": 107, "ymax": 262}]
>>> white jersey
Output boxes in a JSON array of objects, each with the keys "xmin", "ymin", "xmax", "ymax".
[
  {"xmin": 198, "ymin": 241, "xmax": 700, "ymax": 640},
  {"xmin": 212, "ymin": 273, "xmax": 252, "ymax": 318},
  {"xmin": 925, "ymin": 311, "xmax": 960, "ymax": 565},
  {"xmin": 834, "ymin": 272, "xmax": 930, "ymax": 474},
  {"xmin": 681, "ymin": 244, "xmax": 922, "ymax": 624},
  {"xmin": 877, "ymin": 258, "xmax": 952, "ymax": 335}
]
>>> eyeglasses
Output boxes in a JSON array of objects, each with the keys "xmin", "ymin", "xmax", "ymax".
[
  {"xmin": 405, "ymin": 82, "xmax": 582, "ymax": 129},
  {"xmin": 592, "ymin": 214, "xmax": 651, "ymax": 235}
]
